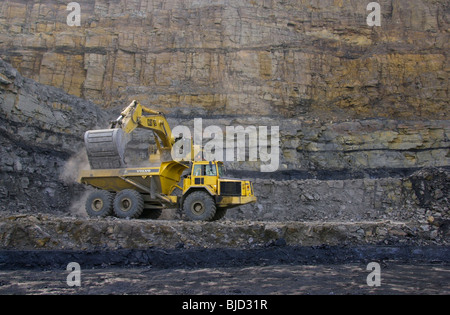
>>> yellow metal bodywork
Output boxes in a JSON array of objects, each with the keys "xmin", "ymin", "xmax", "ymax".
[
  {"xmin": 79, "ymin": 160, "xmax": 256, "ymax": 210},
  {"xmin": 181, "ymin": 161, "xmax": 257, "ymax": 209},
  {"xmin": 79, "ymin": 161, "xmax": 188, "ymax": 200},
  {"xmin": 218, "ymin": 179, "xmax": 257, "ymax": 208},
  {"xmin": 113, "ymin": 100, "xmax": 195, "ymax": 162},
  {"xmin": 119, "ymin": 101, "xmax": 175, "ymax": 155},
  {"xmin": 219, "ymin": 195, "xmax": 257, "ymax": 208}
]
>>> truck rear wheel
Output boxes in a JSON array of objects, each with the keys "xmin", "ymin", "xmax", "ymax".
[
  {"xmin": 183, "ymin": 191, "xmax": 216, "ymax": 221},
  {"xmin": 85, "ymin": 190, "xmax": 113, "ymax": 217},
  {"xmin": 113, "ymin": 189, "xmax": 144, "ymax": 219}
]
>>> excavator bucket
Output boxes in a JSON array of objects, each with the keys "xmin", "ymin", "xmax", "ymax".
[{"xmin": 84, "ymin": 128, "xmax": 129, "ymax": 169}]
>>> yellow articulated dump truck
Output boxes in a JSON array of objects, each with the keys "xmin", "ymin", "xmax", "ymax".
[{"xmin": 78, "ymin": 100, "xmax": 256, "ymax": 221}]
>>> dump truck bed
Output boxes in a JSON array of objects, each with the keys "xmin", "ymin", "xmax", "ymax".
[
  {"xmin": 79, "ymin": 161, "xmax": 188, "ymax": 200},
  {"xmin": 79, "ymin": 167, "xmax": 160, "ymax": 193}
]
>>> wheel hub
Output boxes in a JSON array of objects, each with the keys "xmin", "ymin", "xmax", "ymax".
[
  {"xmin": 92, "ymin": 198, "xmax": 104, "ymax": 211},
  {"xmin": 192, "ymin": 201, "xmax": 205, "ymax": 215},
  {"xmin": 120, "ymin": 198, "xmax": 132, "ymax": 212}
]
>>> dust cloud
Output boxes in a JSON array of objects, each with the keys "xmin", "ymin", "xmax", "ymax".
[
  {"xmin": 59, "ymin": 148, "xmax": 92, "ymax": 217},
  {"xmin": 59, "ymin": 148, "xmax": 90, "ymax": 184},
  {"xmin": 68, "ymin": 190, "xmax": 93, "ymax": 218}
]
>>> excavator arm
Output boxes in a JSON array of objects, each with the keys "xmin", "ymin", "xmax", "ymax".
[
  {"xmin": 85, "ymin": 100, "xmax": 179, "ymax": 169},
  {"xmin": 112, "ymin": 100, "xmax": 175, "ymax": 151}
]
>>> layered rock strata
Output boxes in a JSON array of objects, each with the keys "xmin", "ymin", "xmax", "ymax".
[
  {"xmin": 1, "ymin": 59, "xmax": 448, "ymax": 226},
  {"xmin": 0, "ymin": 0, "xmax": 448, "ymax": 235},
  {"xmin": 0, "ymin": 58, "xmax": 108, "ymax": 214},
  {"xmin": 0, "ymin": 0, "xmax": 448, "ymax": 121}
]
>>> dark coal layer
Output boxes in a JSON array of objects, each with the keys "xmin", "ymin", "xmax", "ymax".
[
  {"xmin": 1, "ymin": 245, "xmax": 449, "ymax": 271},
  {"xmin": 229, "ymin": 166, "xmax": 450, "ymax": 181}
]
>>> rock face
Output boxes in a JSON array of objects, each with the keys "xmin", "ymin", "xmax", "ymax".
[
  {"xmin": 0, "ymin": 0, "xmax": 448, "ymax": 121},
  {"xmin": 192, "ymin": 116, "xmax": 449, "ymax": 172},
  {"xmin": 237, "ymin": 167, "xmax": 449, "ymax": 223},
  {"xmin": 0, "ymin": 58, "xmax": 108, "ymax": 214},
  {"xmin": 1, "ymin": 0, "xmax": 448, "ymax": 173},
  {"xmin": 0, "ymin": 0, "xmax": 448, "ymax": 230}
]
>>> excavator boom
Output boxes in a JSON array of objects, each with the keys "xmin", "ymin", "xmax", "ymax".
[{"xmin": 85, "ymin": 100, "xmax": 176, "ymax": 169}]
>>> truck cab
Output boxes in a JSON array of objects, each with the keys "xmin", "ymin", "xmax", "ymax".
[{"xmin": 181, "ymin": 161, "xmax": 256, "ymax": 221}]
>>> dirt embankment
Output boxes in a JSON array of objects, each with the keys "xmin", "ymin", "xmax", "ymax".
[{"xmin": 0, "ymin": 212, "xmax": 448, "ymax": 252}]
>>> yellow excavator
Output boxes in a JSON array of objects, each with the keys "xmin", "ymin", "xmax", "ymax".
[{"xmin": 79, "ymin": 100, "xmax": 256, "ymax": 221}]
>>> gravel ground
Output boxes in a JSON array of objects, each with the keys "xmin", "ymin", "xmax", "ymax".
[
  {"xmin": 0, "ymin": 245, "xmax": 449, "ymax": 295},
  {"xmin": 0, "ymin": 263, "xmax": 449, "ymax": 295}
]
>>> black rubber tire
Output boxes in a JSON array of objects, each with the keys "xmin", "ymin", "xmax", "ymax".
[
  {"xmin": 85, "ymin": 190, "xmax": 113, "ymax": 217},
  {"xmin": 113, "ymin": 189, "xmax": 144, "ymax": 219},
  {"xmin": 211, "ymin": 208, "xmax": 227, "ymax": 221},
  {"xmin": 183, "ymin": 191, "xmax": 216, "ymax": 221}
]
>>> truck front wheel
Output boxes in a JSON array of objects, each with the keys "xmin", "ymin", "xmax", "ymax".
[{"xmin": 183, "ymin": 191, "xmax": 216, "ymax": 221}]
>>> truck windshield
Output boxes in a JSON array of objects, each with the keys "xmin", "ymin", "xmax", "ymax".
[
  {"xmin": 218, "ymin": 164, "xmax": 225, "ymax": 177},
  {"xmin": 205, "ymin": 164, "xmax": 217, "ymax": 176},
  {"xmin": 193, "ymin": 164, "xmax": 217, "ymax": 176}
]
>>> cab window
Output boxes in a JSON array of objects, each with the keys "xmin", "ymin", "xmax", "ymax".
[
  {"xmin": 192, "ymin": 164, "xmax": 217, "ymax": 176},
  {"xmin": 193, "ymin": 165, "xmax": 202, "ymax": 176},
  {"xmin": 218, "ymin": 164, "xmax": 225, "ymax": 177},
  {"xmin": 205, "ymin": 164, "xmax": 217, "ymax": 176}
]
